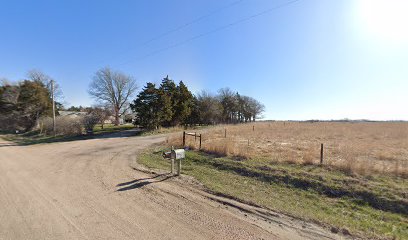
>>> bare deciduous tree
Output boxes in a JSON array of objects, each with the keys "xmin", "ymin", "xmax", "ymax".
[
  {"xmin": 27, "ymin": 69, "xmax": 63, "ymax": 99},
  {"xmin": 247, "ymin": 97, "xmax": 265, "ymax": 121},
  {"xmin": 196, "ymin": 90, "xmax": 222, "ymax": 125},
  {"xmin": 87, "ymin": 105, "xmax": 112, "ymax": 129},
  {"xmin": 88, "ymin": 67, "xmax": 137, "ymax": 125},
  {"xmin": 0, "ymin": 77, "xmax": 11, "ymax": 86}
]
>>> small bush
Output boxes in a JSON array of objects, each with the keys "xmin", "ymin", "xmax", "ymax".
[
  {"xmin": 82, "ymin": 114, "xmax": 100, "ymax": 134},
  {"xmin": 40, "ymin": 116, "xmax": 83, "ymax": 136}
]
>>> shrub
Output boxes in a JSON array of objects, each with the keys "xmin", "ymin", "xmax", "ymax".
[
  {"xmin": 40, "ymin": 116, "xmax": 83, "ymax": 136},
  {"xmin": 82, "ymin": 114, "xmax": 100, "ymax": 134}
]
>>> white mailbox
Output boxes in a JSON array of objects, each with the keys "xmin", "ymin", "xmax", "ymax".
[{"xmin": 171, "ymin": 149, "xmax": 185, "ymax": 160}]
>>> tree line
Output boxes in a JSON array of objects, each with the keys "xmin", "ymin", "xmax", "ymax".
[
  {"xmin": 131, "ymin": 76, "xmax": 264, "ymax": 129},
  {"xmin": 1, "ymin": 67, "xmax": 264, "ymax": 133}
]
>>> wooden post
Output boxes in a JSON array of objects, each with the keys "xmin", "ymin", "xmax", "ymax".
[
  {"xmin": 51, "ymin": 80, "xmax": 56, "ymax": 137},
  {"xmin": 183, "ymin": 131, "xmax": 186, "ymax": 147},
  {"xmin": 248, "ymin": 139, "xmax": 250, "ymax": 146},
  {"xmin": 224, "ymin": 128, "xmax": 227, "ymax": 138},
  {"xmin": 199, "ymin": 134, "xmax": 202, "ymax": 149},
  {"xmin": 171, "ymin": 159, "xmax": 175, "ymax": 174},
  {"xmin": 171, "ymin": 146, "xmax": 175, "ymax": 174},
  {"xmin": 320, "ymin": 143, "xmax": 324, "ymax": 165},
  {"xmin": 176, "ymin": 159, "xmax": 181, "ymax": 176},
  {"xmin": 252, "ymin": 125, "xmax": 254, "ymax": 131},
  {"xmin": 195, "ymin": 132, "xmax": 197, "ymax": 142}
]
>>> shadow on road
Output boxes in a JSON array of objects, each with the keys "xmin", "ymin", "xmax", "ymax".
[{"xmin": 116, "ymin": 174, "xmax": 173, "ymax": 192}]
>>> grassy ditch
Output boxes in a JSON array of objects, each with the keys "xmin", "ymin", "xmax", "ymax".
[{"xmin": 139, "ymin": 147, "xmax": 408, "ymax": 240}]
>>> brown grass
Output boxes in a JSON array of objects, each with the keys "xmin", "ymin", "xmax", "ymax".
[{"xmin": 169, "ymin": 122, "xmax": 408, "ymax": 177}]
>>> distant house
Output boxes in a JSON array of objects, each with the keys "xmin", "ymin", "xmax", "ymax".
[
  {"xmin": 104, "ymin": 116, "xmax": 126, "ymax": 125},
  {"xmin": 123, "ymin": 113, "xmax": 136, "ymax": 123},
  {"xmin": 58, "ymin": 111, "xmax": 87, "ymax": 118},
  {"xmin": 104, "ymin": 116, "xmax": 117, "ymax": 124},
  {"xmin": 58, "ymin": 111, "xmax": 131, "ymax": 125}
]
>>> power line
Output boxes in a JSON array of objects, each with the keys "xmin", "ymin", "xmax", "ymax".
[
  {"xmin": 97, "ymin": 0, "xmax": 245, "ymax": 65},
  {"xmin": 115, "ymin": 0, "xmax": 301, "ymax": 67},
  {"xmin": 141, "ymin": 0, "xmax": 245, "ymax": 46}
]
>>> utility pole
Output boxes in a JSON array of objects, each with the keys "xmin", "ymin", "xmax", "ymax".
[{"xmin": 51, "ymin": 80, "xmax": 56, "ymax": 137}]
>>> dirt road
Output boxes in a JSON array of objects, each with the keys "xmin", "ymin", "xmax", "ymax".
[{"xmin": 0, "ymin": 133, "xmax": 344, "ymax": 240}]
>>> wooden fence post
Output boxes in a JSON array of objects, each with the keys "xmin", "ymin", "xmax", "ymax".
[
  {"xmin": 199, "ymin": 134, "xmax": 202, "ymax": 150},
  {"xmin": 320, "ymin": 143, "xmax": 324, "ymax": 165},
  {"xmin": 252, "ymin": 125, "xmax": 254, "ymax": 131},
  {"xmin": 224, "ymin": 128, "xmax": 227, "ymax": 138},
  {"xmin": 195, "ymin": 132, "xmax": 197, "ymax": 142},
  {"xmin": 183, "ymin": 131, "xmax": 186, "ymax": 147}
]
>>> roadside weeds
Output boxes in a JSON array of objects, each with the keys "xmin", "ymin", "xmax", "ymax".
[{"xmin": 137, "ymin": 146, "xmax": 408, "ymax": 240}]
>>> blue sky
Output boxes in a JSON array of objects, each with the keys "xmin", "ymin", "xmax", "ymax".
[{"xmin": 1, "ymin": 0, "xmax": 407, "ymax": 120}]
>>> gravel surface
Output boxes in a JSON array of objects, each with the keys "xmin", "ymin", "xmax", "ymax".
[{"xmin": 0, "ymin": 134, "xmax": 344, "ymax": 240}]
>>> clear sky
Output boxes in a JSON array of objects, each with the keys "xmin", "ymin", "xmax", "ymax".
[{"xmin": 1, "ymin": 0, "xmax": 407, "ymax": 120}]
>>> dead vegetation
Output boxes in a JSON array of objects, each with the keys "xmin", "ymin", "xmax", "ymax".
[
  {"xmin": 169, "ymin": 122, "xmax": 408, "ymax": 177},
  {"xmin": 40, "ymin": 116, "xmax": 83, "ymax": 136}
]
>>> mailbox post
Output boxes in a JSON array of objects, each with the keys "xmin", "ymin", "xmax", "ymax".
[
  {"xmin": 163, "ymin": 147, "xmax": 185, "ymax": 176},
  {"xmin": 171, "ymin": 149, "xmax": 185, "ymax": 176}
]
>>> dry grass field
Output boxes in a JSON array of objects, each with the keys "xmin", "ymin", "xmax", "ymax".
[{"xmin": 170, "ymin": 122, "xmax": 408, "ymax": 177}]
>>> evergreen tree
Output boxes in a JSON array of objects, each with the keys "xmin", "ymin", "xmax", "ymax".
[
  {"xmin": 158, "ymin": 75, "xmax": 177, "ymax": 126},
  {"xmin": 157, "ymin": 88, "xmax": 173, "ymax": 127},
  {"xmin": 129, "ymin": 78, "xmax": 265, "ymax": 127},
  {"xmin": 130, "ymin": 83, "xmax": 162, "ymax": 129},
  {"xmin": 0, "ymin": 84, "xmax": 18, "ymax": 114},
  {"xmin": 17, "ymin": 80, "xmax": 53, "ymax": 131},
  {"xmin": 173, "ymin": 81, "xmax": 194, "ymax": 125},
  {"xmin": 0, "ymin": 80, "xmax": 53, "ymax": 131}
]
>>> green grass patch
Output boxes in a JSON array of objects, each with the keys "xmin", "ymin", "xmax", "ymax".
[
  {"xmin": 93, "ymin": 124, "xmax": 135, "ymax": 134},
  {"xmin": 139, "ymin": 147, "xmax": 408, "ymax": 240}
]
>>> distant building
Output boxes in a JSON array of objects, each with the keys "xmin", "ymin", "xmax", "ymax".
[
  {"xmin": 58, "ymin": 111, "xmax": 87, "ymax": 118},
  {"xmin": 58, "ymin": 111, "xmax": 131, "ymax": 125}
]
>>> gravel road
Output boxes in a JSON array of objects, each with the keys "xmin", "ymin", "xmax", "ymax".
[{"xmin": 0, "ymin": 133, "xmax": 344, "ymax": 240}]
